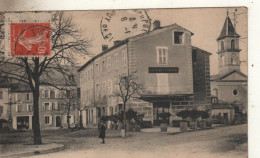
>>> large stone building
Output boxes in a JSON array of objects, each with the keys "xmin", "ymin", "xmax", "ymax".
[
  {"xmin": 210, "ymin": 13, "xmax": 248, "ymax": 123},
  {"xmin": 78, "ymin": 20, "xmax": 212, "ymax": 127},
  {"xmin": 0, "ymin": 69, "xmax": 80, "ymax": 130}
]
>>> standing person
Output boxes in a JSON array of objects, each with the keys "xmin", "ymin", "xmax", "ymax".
[{"xmin": 99, "ymin": 120, "xmax": 107, "ymax": 144}]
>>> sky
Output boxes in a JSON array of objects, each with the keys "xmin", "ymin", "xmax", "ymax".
[{"xmin": 69, "ymin": 7, "xmax": 248, "ymax": 75}]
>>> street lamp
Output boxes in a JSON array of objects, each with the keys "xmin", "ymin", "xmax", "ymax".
[{"xmin": 4, "ymin": 88, "xmax": 16, "ymax": 127}]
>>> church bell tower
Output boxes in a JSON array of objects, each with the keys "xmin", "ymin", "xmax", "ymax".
[{"xmin": 217, "ymin": 11, "xmax": 241, "ymax": 74}]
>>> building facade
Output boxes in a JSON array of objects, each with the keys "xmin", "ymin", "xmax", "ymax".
[
  {"xmin": 9, "ymin": 85, "xmax": 79, "ymax": 130},
  {"xmin": 79, "ymin": 20, "xmax": 212, "ymax": 127},
  {"xmin": 210, "ymin": 13, "xmax": 248, "ymax": 123}
]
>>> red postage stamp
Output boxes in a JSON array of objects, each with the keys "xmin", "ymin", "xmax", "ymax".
[{"xmin": 10, "ymin": 23, "xmax": 51, "ymax": 56}]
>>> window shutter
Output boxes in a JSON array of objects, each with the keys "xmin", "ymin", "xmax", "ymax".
[
  {"xmin": 42, "ymin": 103, "xmax": 45, "ymax": 111},
  {"xmin": 42, "ymin": 90, "xmax": 45, "ymax": 98},
  {"xmin": 70, "ymin": 115, "xmax": 74, "ymax": 124},
  {"xmin": 49, "ymin": 116, "xmax": 53, "ymax": 124},
  {"xmin": 27, "ymin": 104, "xmax": 29, "ymax": 111},
  {"xmin": 49, "ymin": 102, "xmax": 52, "ymax": 110}
]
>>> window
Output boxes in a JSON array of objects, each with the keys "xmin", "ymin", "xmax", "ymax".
[
  {"xmin": 231, "ymin": 53, "xmax": 238, "ymax": 65},
  {"xmin": 174, "ymin": 32, "xmax": 183, "ymax": 44},
  {"xmin": 88, "ymin": 70, "xmax": 90, "ymax": 80},
  {"xmin": 233, "ymin": 89, "xmax": 239, "ymax": 96},
  {"xmin": 44, "ymin": 103, "xmax": 50, "ymax": 111},
  {"xmin": 102, "ymin": 82, "xmax": 106, "ymax": 95},
  {"xmin": 122, "ymin": 50, "xmax": 127, "ymax": 66},
  {"xmin": 213, "ymin": 88, "xmax": 218, "ymax": 97},
  {"xmin": 45, "ymin": 116, "xmax": 50, "ymax": 124},
  {"xmin": 95, "ymin": 63, "xmax": 99, "ymax": 76},
  {"xmin": 50, "ymin": 90, "xmax": 55, "ymax": 99},
  {"xmin": 0, "ymin": 90, "xmax": 3, "ymax": 99},
  {"xmin": 107, "ymin": 80, "xmax": 112, "ymax": 95},
  {"xmin": 157, "ymin": 47, "xmax": 168, "ymax": 64},
  {"xmin": 99, "ymin": 63, "xmax": 102, "ymax": 74},
  {"xmin": 90, "ymin": 68, "xmax": 93, "ymax": 79},
  {"xmin": 54, "ymin": 102, "xmax": 60, "ymax": 110},
  {"xmin": 16, "ymin": 104, "xmax": 21, "ymax": 112},
  {"xmin": 115, "ymin": 54, "xmax": 119, "ymax": 68},
  {"xmin": 0, "ymin": 106, "xmax": 3, "ymax": 116},
  {"xmin": 66, "ymin": 90, "xmax": 71, "ymax": 98},
  {"xmin": 96, "ymin": 83, "xmax": 99, "ymax": 97},
  {"xmin": 109, "ymin": 106, "xmax": 113, "ymax": 115},
  {"xmin": 107, "ymin": 57, "xmax": 111, "ymax": 71},
  {"xmin": 26, "ymin": 93, "xmax": 30, "ymax": 100},
  {"xmin": 102, "ymin": 60, "xmax": 106, "ymax": 73},
  {"xmin": 77, "ymin": 88, "xmax": 80, "ymax": 98},
  {"xmin": 220, "ymin": 54, "xmax": 225, "ymax": 66},
  {"xmin": 69, "ymin": 75, "xmax": 75, "ymax": 82},
  {"xmin": 45, "ymin": 90, "xmax": 49, "ymax": 98},
  {"xmin": 231, "ymin": 39, "xmax": 235, "ymax": 50},
  {"xmin": 27, "ymin": 104, "xmax": 32, "ymax": 111},
  {"xmin": 221, "ymin": 41, "xmax": 224, "ymax": 50}
]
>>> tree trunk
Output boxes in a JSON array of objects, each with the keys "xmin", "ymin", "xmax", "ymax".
[
  {"xmin": 123, "ymin": 102, "xmax": 126, "ymax": 136},
  {"xmin": 32, "ymin": 84, "xmax": 42, "ymax": 145},
  {"xmin": 67, "ymin": 109, "xmax": 71, "ymax": 129},
  {"xmin": 79, "ymin": 110, "xmax": 83, "ymax": 129}
]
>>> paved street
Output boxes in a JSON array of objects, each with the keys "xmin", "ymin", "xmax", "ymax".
[{"xmin": 8, "ymin": 124, "xmax": 246, "ymax": 158}]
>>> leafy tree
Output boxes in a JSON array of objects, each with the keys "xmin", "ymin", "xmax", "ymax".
[{"xmin": 0, "ymin": 12, "xmax": 91, "ymax": 144}]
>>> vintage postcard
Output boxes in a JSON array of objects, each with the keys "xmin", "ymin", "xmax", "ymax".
[{"xmin": 0, "ymin": 6, "xmax": 249, "ymax": 158}]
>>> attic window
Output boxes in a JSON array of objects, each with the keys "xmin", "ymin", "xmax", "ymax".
[{"xmin": 174, "ymin": 32, "xmax": 183, "ymax": 44}]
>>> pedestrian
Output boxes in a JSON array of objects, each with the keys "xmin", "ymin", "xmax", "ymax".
[{"xmin": 99, "ymin": 120, "xmax": 107, "ymax": 144}]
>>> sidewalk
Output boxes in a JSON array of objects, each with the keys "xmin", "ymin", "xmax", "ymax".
[{"xmin": 0, "ymin": 143, "xmax": 64, "ymax": 158}]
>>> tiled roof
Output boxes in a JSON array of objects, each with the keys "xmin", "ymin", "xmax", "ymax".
[
  {"xmin": 217, "ymin": 15, "xmax": 240, "ymax": 40},
  {"xmin": 192, "ymin": 46, "xmax": 212, "ymax": 55},
  {"xmin": 212, "ymin": 103, "xmax": 234, "ymax": 109},
  {"xmin": 210, "ymin": 70, "xmax": 247, "ymax": 81}
]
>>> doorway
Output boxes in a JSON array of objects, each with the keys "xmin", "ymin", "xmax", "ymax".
[
  {"xmin": 17, "ymin": 116, "xmax": 29, "ymax": 130},
  {"xmin": 56, "ymin": 116, "xmax": 61, "ymax": 127},
  {"xmin": 153, "ymin": 102, "xmax": 170, "ymax": 126}
]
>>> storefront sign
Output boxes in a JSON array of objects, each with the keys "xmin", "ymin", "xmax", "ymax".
[{"xmin": 148, "ymin": 67, "xmax": 179, "ymax": 73}]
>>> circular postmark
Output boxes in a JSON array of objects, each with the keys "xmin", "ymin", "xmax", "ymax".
[
  {"xmin": 12, "ymin": 23, "xmax": 51, "ymax": 56},
  {"xmin": 100, "ymin": 10, "xmax": 151, "ymax": 42}
]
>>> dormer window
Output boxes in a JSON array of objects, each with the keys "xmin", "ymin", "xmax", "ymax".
[{"xmin": 173, "ymin": 32, "xmax": 183, "ymax": 44}]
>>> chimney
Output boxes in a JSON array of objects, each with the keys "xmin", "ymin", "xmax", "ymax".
[
  {"xmin": 114, "ymin": 40, "xmax": 122, "ymax": 46},
  {"xmin": 153, "ymin": 20, "xmax": 161, "ymax": 30},
  {"xmin": 102, "ymin": 45, "xmax": 108, "ymax": 51}
]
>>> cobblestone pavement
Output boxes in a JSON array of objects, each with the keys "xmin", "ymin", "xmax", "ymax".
[{"xmin": 25, "ymin": 124, "xmax": 247, "ymax": 158}]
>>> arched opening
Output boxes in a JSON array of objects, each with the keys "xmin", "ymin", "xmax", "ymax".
[
  {"xmin": 231, "ymin": 53, "xmax": 238, "ymax": 65},
  {"xmin": 221, "ymin": 41, "xmax": 224, "ymax": 50},
  {"xmin": 231, "ymin": 39, "xmax": 235, "ymax": 50}
]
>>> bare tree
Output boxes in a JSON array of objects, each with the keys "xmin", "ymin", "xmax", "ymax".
[
  {"xmin": 115, "ymin": 71, "xmax": 143, "ymax": 136},
  {"xmin": 0, "ymin": 12, "xmax": 91, "ymax": 144},
  {"xmin": 60, "ymin": 88, "xmax": 80, "ymax": 129}
]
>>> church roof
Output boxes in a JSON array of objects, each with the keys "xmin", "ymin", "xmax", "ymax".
[
  {"xmin": 211, "ymin": 70, "xmax": 247, "ymax": 82},
  {"xmin": 217, "ymin": 15, "xmax": 240, "ymax": 40}
]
